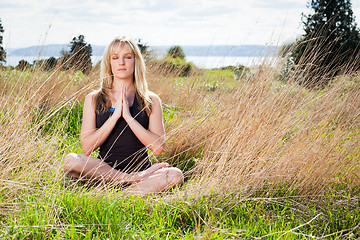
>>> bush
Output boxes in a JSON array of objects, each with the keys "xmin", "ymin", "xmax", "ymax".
[
  {"xmin": 167, "ymin": 46, "xmax": 185, "ymax": 59},
  {"xmin": 16, "ymin": 60, "xmax": 31, "ymax": 70},
  {"xmin": 156, "ymin": 57, "xmax": 194, "ymax": 77},
  {"xmin": 33, "ymin": 57, "xmax": 58, "ymax": 71}
]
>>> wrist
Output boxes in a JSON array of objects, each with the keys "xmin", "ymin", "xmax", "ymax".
[
  {"xmin": 111, "ymin": 111, "xmax": 121, "ymax": 120},
  {"xmin": 123, "ymin": 114, "xmax": 134, "ymax": 123}
]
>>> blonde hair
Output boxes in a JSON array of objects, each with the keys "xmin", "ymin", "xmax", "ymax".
[{"xmin": 95, "ymin": 36, "xmax": 152, "ymax": 114}]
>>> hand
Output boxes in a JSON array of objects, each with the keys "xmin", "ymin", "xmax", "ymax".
[
  {"xmin": 112, "ymin": 94, "xmax": 123, "ymax": 119},
  {"xmin": 121, "ymin": 85, "xmax": 132, "ymax": 122}
]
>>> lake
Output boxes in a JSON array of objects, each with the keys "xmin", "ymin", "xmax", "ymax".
[
  {"xmin": 5, "ymin": 55, "xmax": 278, "ymax": 69},
  {"xmin": 186, "ymin": 56, "xmax": 278, "ymax": 69}
]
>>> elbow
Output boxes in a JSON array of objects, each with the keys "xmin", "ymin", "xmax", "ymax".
[
  {"xmin": 82, "ymin": 149, "xmax": 92, "ymax": 156},
  {"xmin": 81, "ymin": 146, "xmax": 92, "ymax": 156},
  {"xmin": 154, "ymin": 147, "xmax": 164, "ymax": 156},
  {"xmin": 147, "ymin": 135, "xmax": 166, "ymax": 155},
  {"xmin": 80, "ymin": 140, "xmax": 93, "ymax": 156},
  {"xmin": 152, "ymin": 142, "xmax": 165, "ymax": 156},
  {"xmin": 148, "ymin": 143, "xmax": 164, "ymax": 156},
  {"xmin": 154, "ymin": 136, "xmax": 166, "ymax": 156}
]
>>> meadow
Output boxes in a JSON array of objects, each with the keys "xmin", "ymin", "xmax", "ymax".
[{"xmin": 0, "ymin": 54, "xmax": 359, "ymax": 239}]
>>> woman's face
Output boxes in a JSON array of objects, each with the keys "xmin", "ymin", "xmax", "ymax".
[{"xmin": 110, "ymin": 43, "xmax": 135, "ymax": 81}]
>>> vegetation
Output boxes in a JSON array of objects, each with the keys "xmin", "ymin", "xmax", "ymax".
[
  {"xmin": 16, "ymin": 59, "xmax": 31, "ymax": 70},
  {"xmin": 0, "ymin": 46, "xmax": 359, "ymax": 238},
  {"xmin": 11, "ymin": 35, "xmax": 93, "ymax": 74},
  {"xmin": 59, "ymin": 35, "xmax": 93, "ymax": 74},
  {"xmin": 168, "ymin": 45, "xmax": 186, "ymax": 59},
  {"xmin": 153, "ymin": 45, "xmax": 194, "ymax": 77},
  {"xmin": 290, "ymin": 0, "xmax": 360, "ymax": 87},
  {"xmin": 33, "ymin": 56, "xmax": 58, "ymax": 71},
  {"xmin": 136, "ymin": 38, "xmax": 150, "ymax": 54},
  {"xmin": 0, "ymin": 18, "xmax": 6, "ymax": 64}
]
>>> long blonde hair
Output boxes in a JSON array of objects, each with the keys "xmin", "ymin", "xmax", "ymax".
[{"xmin": 95, "ymin": 36, "xmax": 152, "ymax": 114}]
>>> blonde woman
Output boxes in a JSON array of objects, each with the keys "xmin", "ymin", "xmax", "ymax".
[{"xmin": 64, "ymin": 36, "xmax": 183, "ymax": 195}]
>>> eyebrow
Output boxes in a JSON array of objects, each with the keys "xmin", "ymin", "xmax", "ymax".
[{"xmin": 111, "ymin": 52, "xmax": 133, "ymax": 56}]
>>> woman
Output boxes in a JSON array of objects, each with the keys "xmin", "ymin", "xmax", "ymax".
[{"xmin": 64, "ymin": 36, "xmax": 183, "ymax": 196}]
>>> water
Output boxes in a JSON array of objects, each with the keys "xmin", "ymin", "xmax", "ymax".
[
  {"xmin": 4, "ymin": 55, "xmax": 278, "ymax": 69},
  {"xmin": 186, "ymin": 56, "xmax": 278, "ymax": 69}
]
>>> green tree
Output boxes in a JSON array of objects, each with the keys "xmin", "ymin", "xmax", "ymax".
[
  {"xmin": 58, "ymin": 50, "xmax": 71, "ymax": 70},
  {"xmin": 0, "ymin": 18, "xmax": 6, "ymax": 65},
  {"xmin": 69, "ymin": 35, "xmax": 92, "ymax": 74},
  {"xmin": 34, "ymin": 57, "xmax": 57, "ymax": 71},
  {"xmin": 136, "ymin": 38, "xmax": 149, "ymax": 54},
  {"xmin": 167, "ymin": 46, "xmax": 185, "ymax": 59},
  {"xmin": 16, "ymin": 60, "xmax": 31, "ymax": 70},
  {"xmin": 292, "ymin": 0, "xmax": 360, "ymax": 87}
]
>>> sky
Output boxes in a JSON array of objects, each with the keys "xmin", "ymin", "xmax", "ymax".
[{"xmin": 1, "ymin": 0, "xmax": 360, "ymax": 49}]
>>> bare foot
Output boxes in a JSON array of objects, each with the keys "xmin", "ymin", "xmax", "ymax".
[{"xmin": 126, "ymin": 162, "xmax": 169, "ymax": 183}]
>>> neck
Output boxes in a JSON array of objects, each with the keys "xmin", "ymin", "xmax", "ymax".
[{"xmin": 112, "ymin": 78, "xmax": 135, "ymax": 97}]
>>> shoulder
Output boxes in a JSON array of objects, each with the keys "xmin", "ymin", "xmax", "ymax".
[
  {"xmin": 148, "ymin": 91, "xmax": 162, "ymax": 115},
  {"xmin": 85, "ymin": 91, "xmax": 98, "ymax": 101},
  {"xmin": 84, "ymin": 91, "xmax": 99, "ymax": 109},
  {"xmin": 148, "ymin": 91, "xmax": 162, "ymax": 105},
  {"xmin": 84, "ymin": 90, "xmax": 99, "ymax": 104}
]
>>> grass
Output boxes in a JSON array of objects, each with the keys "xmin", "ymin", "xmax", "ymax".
[
  {"xmin": 2, "ymin": 187, "xmax": 360, "ymax": 239},
  {"xmin": 0, "ymin": 54, "xmax": 359, "ymax": 239}
]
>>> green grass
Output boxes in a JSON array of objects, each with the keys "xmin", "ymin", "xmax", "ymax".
[
  {"xmin": 1, "ymin": 101, "xmax": 359, "ymax": 239},
  {"xmin": 2, "ymin": 184, "xmax": 360, "ymax": 239},
  {"xmin": 201, "ymin": 69, "xmax": 238, "ymax": 92},
  {"xmin": 1, "ymin": 65, "xmax": 360, "ymax": 239}
]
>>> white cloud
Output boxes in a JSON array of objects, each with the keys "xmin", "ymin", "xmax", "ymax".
[{"xmin": 1, "ymin": 0, "xmax": 359, "ymax": 49}]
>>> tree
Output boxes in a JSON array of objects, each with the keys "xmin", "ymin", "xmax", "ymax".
[
  {"xmin": 0, "ymin": 18, "xmax": 6, "ymax": 65},
  {"xmin": 136, "ymin": 38, "xmax": 149, "ymax": 54},
  {"xmin": 69, "ymin": 35, "xmax": 92, "ymax": 74},
  {"xmin": 292, "ymin": 0, "xmax": 360, "ymax": 87},
  {"xmin": 167, "ymin": 46, "xmax": 185, "ymax": 59},
  {"xmin": 34, "ymin": 57, "xmax": 57, "ymax": 71},
  {"xmin": 58, "ymin": 50, "xmax": 71, "ymax": 71},
  {"xmin": 16, "ymin": 60, "xmax": 31, "ymax": 70}
]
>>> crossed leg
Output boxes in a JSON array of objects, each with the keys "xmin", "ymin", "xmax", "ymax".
[
  {"xmin": 124, "ymin": 167, "xmax": 183, "ymax": 195},
  {"xmin": 63, "ymin": 153, "xmax": 184, "ymax": 195}
]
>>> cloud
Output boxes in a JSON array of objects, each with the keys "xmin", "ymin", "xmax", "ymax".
[
  {"xmin": 2, "ymin": 0, "xmax": 358, "ymax": 48},
  {"xmin": 251, "ymin": 0, "xmax": 305, "ymax": 9},
  {"xmin": 0, "ymin": 2, "xmax": 20, "ymax": 9}
]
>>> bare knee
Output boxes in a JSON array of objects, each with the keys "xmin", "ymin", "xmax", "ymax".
[
  {"xmin": 63, "ymin": 153, "xmax": 83, "ymax": 173},
  {"xmin": 166, "ymin": 167, "xmax": 184, "ymax": 186}
]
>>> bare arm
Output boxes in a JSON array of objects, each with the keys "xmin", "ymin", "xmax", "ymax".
[
  {"xmin": 122, "ymin": 90, "xmax": 166, "ymax": 155},
  {"xmin": 80, "ymin": 93, "xmax": 122, "ymax": 155}
]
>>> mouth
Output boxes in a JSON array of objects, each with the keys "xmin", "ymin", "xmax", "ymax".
[{"xmin": 118, "ymin": 68, "xmax": 126, "ymax": 71}]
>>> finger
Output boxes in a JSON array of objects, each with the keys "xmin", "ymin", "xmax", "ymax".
[
  {"xmin": 122, "ymin": 85, "xmax": 126, "ymax": 98},
  {"xmin": 122, "ymin": 90, "xmax": 128, "ymax": 107}
]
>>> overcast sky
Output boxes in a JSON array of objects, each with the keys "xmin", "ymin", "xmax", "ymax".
[{"xmin": 1, "ymin": 0, "xmax": 360, "ymax": 49}]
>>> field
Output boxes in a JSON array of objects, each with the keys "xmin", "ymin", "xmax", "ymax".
[{"xmin": 0, "ymin": 56, "xmax": 359, "ymax": 239}]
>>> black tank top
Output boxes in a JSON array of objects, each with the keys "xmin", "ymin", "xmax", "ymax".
[{"xmin": 96, "ymin": 96, "xmax": 151, "ymax": 173}]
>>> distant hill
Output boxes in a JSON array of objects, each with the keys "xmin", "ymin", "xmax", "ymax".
[
  {"xmin": 6, "ymin": 44, "xmax": 278, "ymax": 57},
  {"xmin": 6, "ymin": 44, "xmax": 106, "ymax": 57},
  {"xmin": 151, "ymin": 45, "xmax": 278, "ymax": 57}
]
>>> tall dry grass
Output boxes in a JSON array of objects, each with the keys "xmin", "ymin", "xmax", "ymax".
[
  {"xmin": 148, "ymin": 59, "xmax": 360, "ymax": 198},
  {"xmin": 0, "ymin": 66, "xmax": 98, "ymax": 206},
  {"xmin": 0, "ymin": 52, "xmax": 359, "ymax": 206}
]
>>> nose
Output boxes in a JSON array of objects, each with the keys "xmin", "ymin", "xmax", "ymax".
[{"xmin": 119, "ymin": 57, "xmax": 125, "ymax": 65}]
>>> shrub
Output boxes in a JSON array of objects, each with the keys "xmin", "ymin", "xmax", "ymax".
[
  {"xmin": 16, "ymin": 60, "xmax": 31, "ymax": 70},
  {"xmin": 167, "ymin": 46, "xmax": 185, "ymax": 59},
  {"xmin": 155, "ymin": 56, "xmax": 194, "ymax": 77}
]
